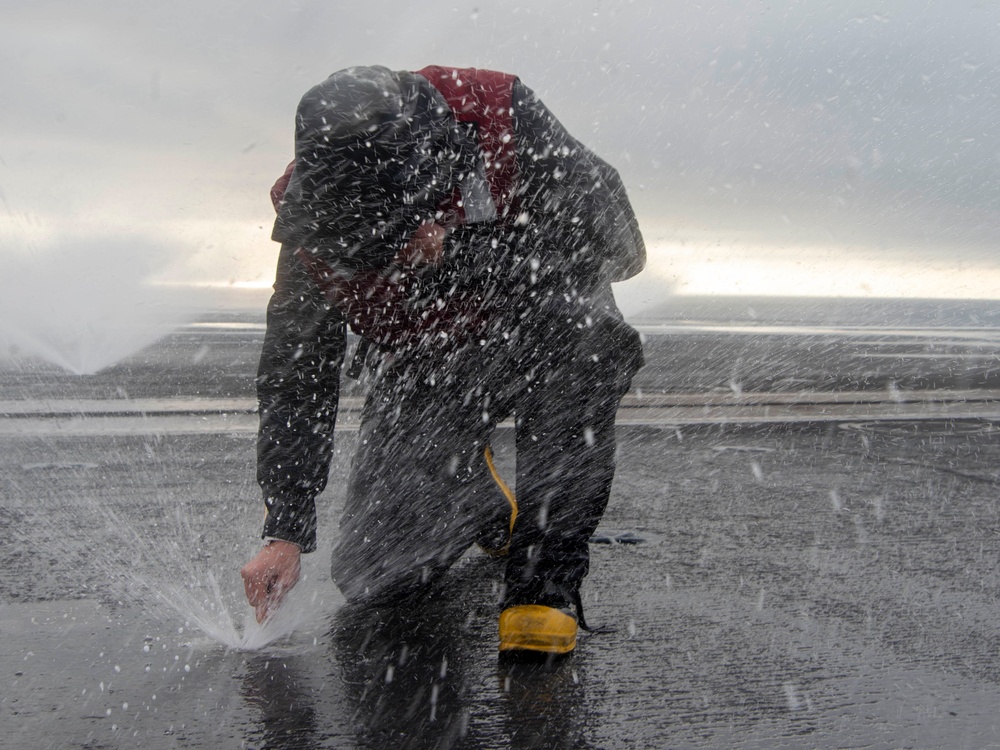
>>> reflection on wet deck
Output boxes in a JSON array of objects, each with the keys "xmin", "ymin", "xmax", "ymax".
[{"xmin": 4, "ymin": 420, "xmax": 1000, "ymax": 747}]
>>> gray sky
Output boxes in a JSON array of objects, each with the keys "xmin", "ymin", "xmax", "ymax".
[{"xmin": 2, "ymin": 0, "xmax": 999, "ymax": 313}]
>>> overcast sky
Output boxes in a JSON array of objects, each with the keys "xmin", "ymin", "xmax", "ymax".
[{"xmin": 2, "ymin": 0, "xmax": 999, "ymax": 315}]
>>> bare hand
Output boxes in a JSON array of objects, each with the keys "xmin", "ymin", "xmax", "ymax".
[
  {"xmin": 241, "ymin": 540, "xmax": 301, "ymax": 624},
  {"xmin": 397, "ymin": 222, "xmax": 446, "ymax": 266}
]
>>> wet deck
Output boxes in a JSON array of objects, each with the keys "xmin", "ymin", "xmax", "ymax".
[{"xmin": 3, "ymin": 317, "xmax": 1000, "ymax": 748}]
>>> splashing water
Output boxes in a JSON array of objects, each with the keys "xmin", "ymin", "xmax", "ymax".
[
  {"xmin": 0, "ymin": 313, "xmax": 187, "ymax": 376},
  {"xmin": 0, "ymin": 236, "xmax": 198, "ymax": 374},
  {"xmin": 11, "ymin": 463, "xmax": 337, "ymax": 651},
  {"xmin": 96, "ymin": 501, "xmax": 334, "ymax": 651},
  {"xmin": 131, "ymin": 568, "xmax": 319, "ymax": 651}
]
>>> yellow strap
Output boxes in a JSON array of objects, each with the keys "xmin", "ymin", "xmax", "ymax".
[{"xmin": 484, "ymin": 444, "xmax": 518, "ymax": 555}]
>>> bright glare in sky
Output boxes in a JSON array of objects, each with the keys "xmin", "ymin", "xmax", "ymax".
[
  {"xmin": 3, "ymin": 1, "xmax": 999, "ymax": 323},
  {"xmin": 613, "ymin": 239, "xmax": 1000, "ymax": 317}
]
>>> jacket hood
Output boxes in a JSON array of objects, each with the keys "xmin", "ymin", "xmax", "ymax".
[{"xmin": 274, "ymin": 66, "xmax": 461, "ymax": 267}]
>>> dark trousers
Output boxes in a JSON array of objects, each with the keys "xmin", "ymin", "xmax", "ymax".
[{"xmin": 330, "ymin": 306, "xmax": 642, "ymax": 609}]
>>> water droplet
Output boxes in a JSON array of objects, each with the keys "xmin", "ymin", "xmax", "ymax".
[{"xmin": 830, "ymin": 489, "xmax": 843, "ymax": 512}]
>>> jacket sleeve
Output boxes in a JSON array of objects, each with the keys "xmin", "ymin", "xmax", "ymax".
[
  {"xmin": 512, "ymin": 80, "xmax": 646, "ymax": 284},
  {"xmin": 256, "ymin": 240, "xmax": 346, "ymax": 553}
]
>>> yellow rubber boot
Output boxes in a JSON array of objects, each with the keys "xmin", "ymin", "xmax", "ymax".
[{"xmin": 498, "ymin": 605, "xmax": 578, "ymax": 655}]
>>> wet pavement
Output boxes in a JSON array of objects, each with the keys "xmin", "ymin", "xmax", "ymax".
[{"xmin": 3, "ymin": 315, "xmax": 1000, "ymax": 749}]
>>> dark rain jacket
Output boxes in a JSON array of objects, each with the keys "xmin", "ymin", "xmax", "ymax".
[{"xmin": 257, "ymin": 66, "xmax": 644, "ymax": 551}]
